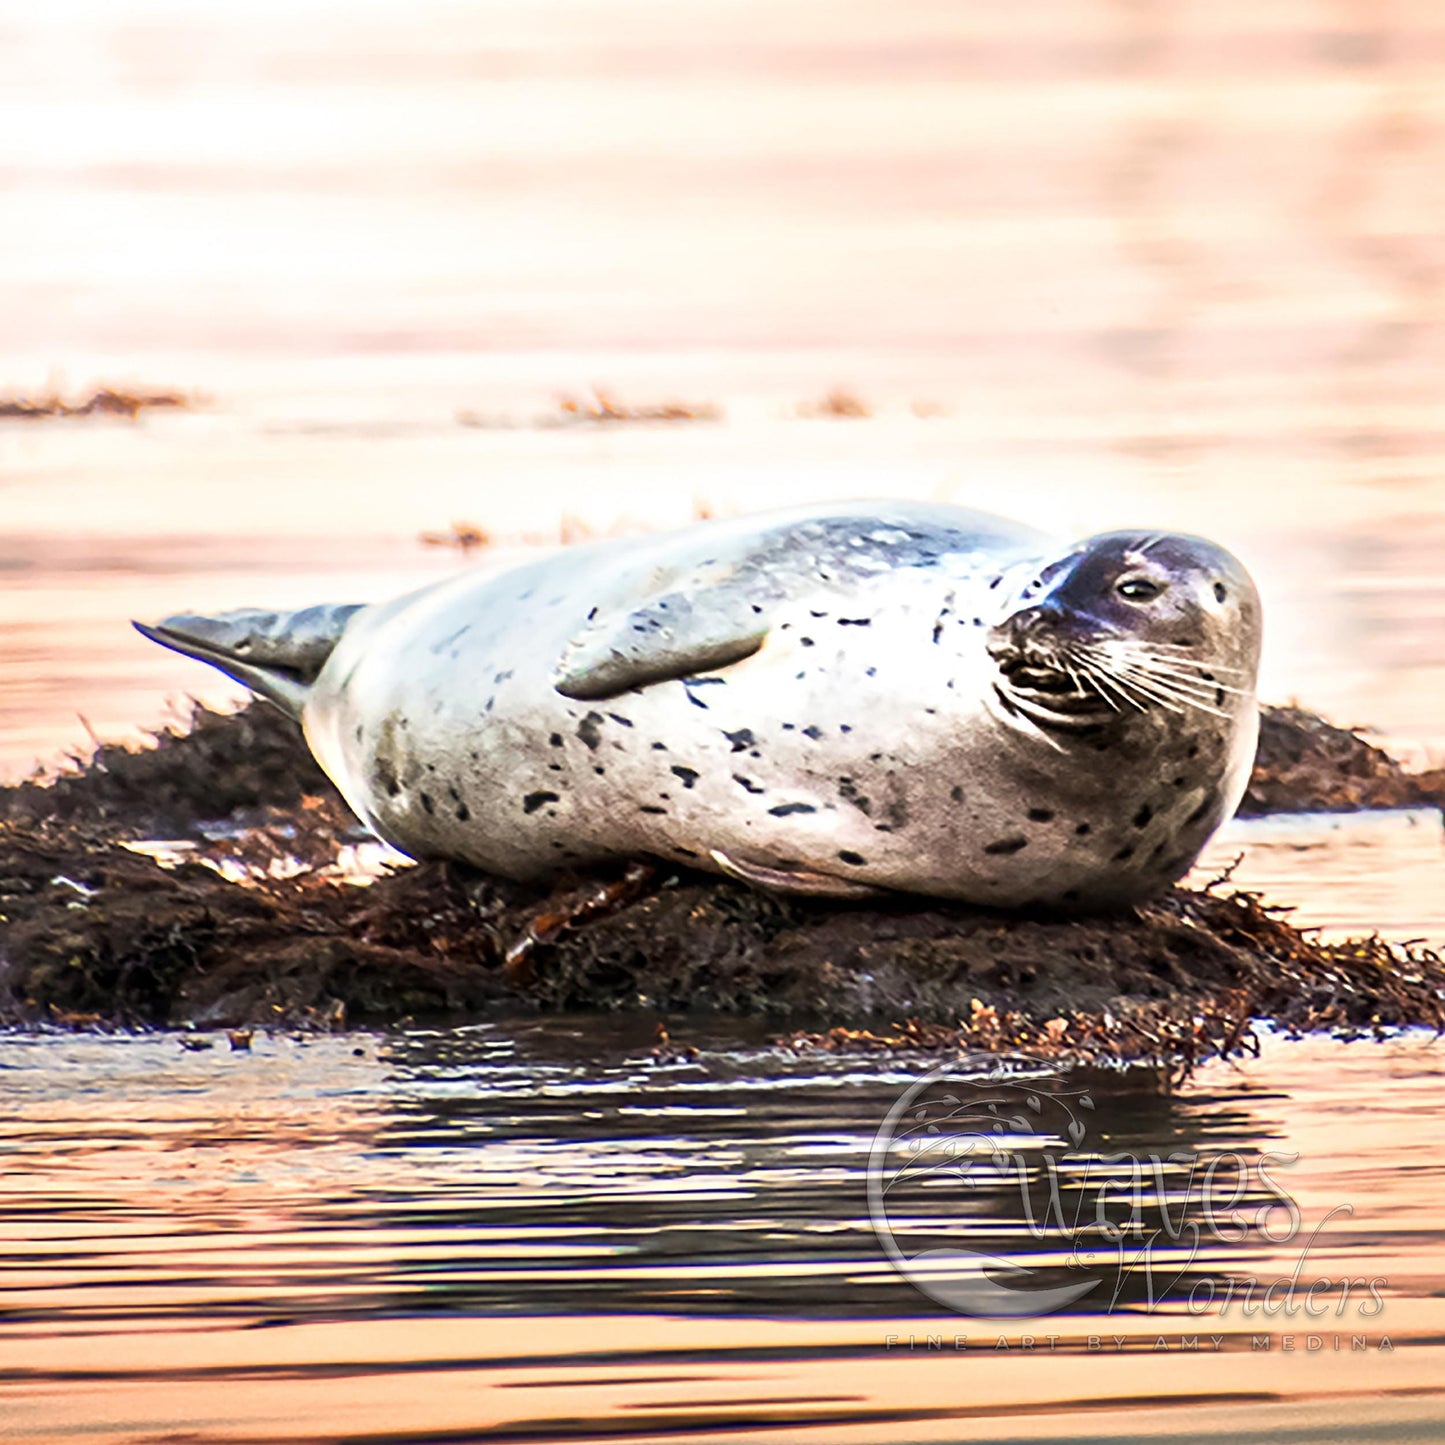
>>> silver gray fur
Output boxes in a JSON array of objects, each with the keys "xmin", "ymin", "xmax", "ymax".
[{"xmin": 136, "ymin": 501, "xmax": 1261, "ymax": 908}]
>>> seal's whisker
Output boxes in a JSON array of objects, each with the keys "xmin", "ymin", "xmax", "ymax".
[
  {"xmin": 1100, "ymin": 654, "xmax": 1250, "ymax": 698},
  {"xmin": 1061, "ymin": 656, "xmax": 1118, "ymax": 712},
  {"xmin": 1074, "ymin": 643, "xmax": 1247, "ymax": 699},
  {"xmin": 1113, "ymin": 641, "xmax": 1248, "ymax": 675},
  {"xmin": 1070, "ymin": 655, "xmax": 1144, "ymax": 713},
  {"xmin": 1099, "ymin": 661, "xmax": 1231, "ymax": 717},
  {"xmin": 1109, "ymin": 650, "xmax": 1248, "ymax": 682},
  {"xmin": 1105, "ymin": 668, "xmax": 1189, "ymax": 715},
  {"xmin": 1072, "ymin": 663, "xmax": 1124, "ymax": 713},
  {"xmin": 1074, "ymin": 648, "xmax": 1213, "ymax": 715}
]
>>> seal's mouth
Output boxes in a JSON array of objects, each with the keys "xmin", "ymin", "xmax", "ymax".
[{"xmin": 993, "ymin": 655, "xmax": 1115, "ymax": 733}]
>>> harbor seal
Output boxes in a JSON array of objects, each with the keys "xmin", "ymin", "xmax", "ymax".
[{"xmin": 135, "ymin": 501, "xmax": 1261, "ymax": 908}]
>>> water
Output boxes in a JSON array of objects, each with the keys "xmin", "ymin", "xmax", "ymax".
[
  {"xmin": 1, "ymin": 1026, "xmax": 1442, "ymax": 1443},
  {"xmin": 4, "ymin": 2, "xmax": 1445, "ymax": 1439}
]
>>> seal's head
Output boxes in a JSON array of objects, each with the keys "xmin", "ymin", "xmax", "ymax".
[{"xmin": 987, "ymin": 531, "xmax": 1261, "ymax": 740}]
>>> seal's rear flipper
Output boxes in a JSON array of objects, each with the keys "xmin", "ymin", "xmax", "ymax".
[
  {"xmin": 133, "ymin": 603, "xmax": 362, "ymax": 719},
  {"xmin": 709, "ymin": 848, "xmax": 888, "ymax": 901}
]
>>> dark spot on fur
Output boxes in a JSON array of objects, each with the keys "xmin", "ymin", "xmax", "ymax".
[
  {"xmin": 838, "ymin": 850, "xmax": 867, "ymax": 865},
  {"xmin": 1113, "ymin": 845, "xmax": 1135, "ymax": 862},
  {"xmin": 608, "ymin": 712, "xmax": 634, "ymax": 727},
  {"xmin": 671, "ymin": 765, "xmax": 700, "ymax": 788},
  {"xmin": 1133, "ymin": 804, "xmax": 1153, "ymax": 828},
  {"xmin": 1214, "ymin": 582, "xmax": 1228, "ymax": 603},
  {"xmin": 801, "ymin": 725, "xmax": 823, "ymax": 740},
  {"xmin": 723, "ymin": 728, "xmax": 755, "ymax": 752},
  {"xmin": 639, "ymin": 805, "xmax": 666, "ymax": 815},
  {"xmin": 523, "ymin": 791, "xmax": 559, "ymax": 814},
  {"xmin": 549, "ymin": 733, "xmax": 564, "ymax": 748},
  {"xmin": 950, "ymin": 786, "xmax": 965, "ymax": 803},
  {"xmin": 734, "ymin": 775, "xmax": 765, "ymax": 794},
  {"xmin": 677, "ymin": 846, "xmax": 700, "ymax": 858},
  {"xmin": 838, "ymin": 779, "xmax": 871, "ymax": 814},
  {"xmin": 455, "ymin": 802, "xmax": 471, "ymax": 821},
  {"xmin": 493, "ymin": 669, "xmax": 514, "ymax": 684},
  {"xmin": 419, "ymin": 792, "xmax": 435, "ymax": 815},
  {"xmin": 984, "ymin": 837, "xmax": 1028, "ymax": 856},
  {"xmin": 652, "ymin": 741, "xmax": 668, "ymax": 751},
  {"xmin": 865, "ymin": 666, "xmax": 877, "ymax": 677},
  {"xmin": 548, "ymin": 763, "xmax": 563, "ymax": 772},
  {"xmin": 354, "ymin": 724, "xmax": 363, "ymax": 741},
  {"xmin": 769, "ymin": 802, "xmax": 816, "ymax": 817},
  {"xmin": 1075, "ymin": 822, "xmax": 1092, "ymax": 836},
  {"xmin": 800, "ymin": 637, "xmax": 815, "ymax": 648},
  {"xmin": 838, "ymin": 617, "xmax": 871, "ymax": 626},
  {"xmin": 1172, "ymin": 775, "xmax": 1187, "ymax": 788},
  {"xmin": 1027, "ymin": 807, "xmax": 1055, "ymax": 823},
  {"xmin": 1186, "ymin": 795, "xmax": 1215, "ymax": 825},
  {"xmin": 1215, "ymin": 687, "xmax": 1226, "ymax": 706},
  {"xmin": 375, "ymin": 758, "xmax": 401, "ymax": 798},
  {"xmin": 594, "ymin": 765, "xmax": 606, "ymax": 776},
  {"xmin": 577, "ymin": 713, "xmax": 604, "ymax": 750},
  {"xmin": 1187, "ymin": 743, "xmax": 1200, "ymax": 759}
]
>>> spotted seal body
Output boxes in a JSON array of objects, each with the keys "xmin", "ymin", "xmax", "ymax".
[{"xmin": 136, "ymin": 501, "xmax": 1261, "ymax": 908}]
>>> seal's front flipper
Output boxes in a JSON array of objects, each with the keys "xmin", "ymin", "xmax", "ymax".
[
  {"xmin": 709, "ymin": 848, "xmax": 889, "ymax": 901},
  {"xmin": 133, "ymin": 603, "xmax": 362, "ymax": 719},
  {"xmin": 553, "ymin": 587, "xmax": 769, "ymax": 700}
]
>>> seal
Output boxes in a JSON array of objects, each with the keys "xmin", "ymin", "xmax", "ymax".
[{"xmin": 135, "ymin": 501, "xmax": 1261, "ymax": 908}]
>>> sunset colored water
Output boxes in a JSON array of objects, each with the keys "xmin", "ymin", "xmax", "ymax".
[
  {"xmin": 3, "ymin": 1, "xmax": 1444, "ymax": 1440},
  {"xmin": 2, "ymin": 1027, "xmax": 1442, "ymax": 1443}
]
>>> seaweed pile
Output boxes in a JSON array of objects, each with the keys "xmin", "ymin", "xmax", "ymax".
[
  {"xmin": 0, "ymin": 387, "xmax": 190, "ymax": 420},
  {"xmin": 457, "ymin": 388, "xmax": 723, "ymax": 430},
  {"xmin": 1241, "ymin": 705, "xmax": 1444, "ymax": 814},
  {"xmin": 2, "ymin": 700, "xmax": 1442, "ymax": 1069}
]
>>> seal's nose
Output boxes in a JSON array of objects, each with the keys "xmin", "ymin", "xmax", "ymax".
[{"xmin": 987, "ymin": 604, "xmax": 1065, "ymax": 663}]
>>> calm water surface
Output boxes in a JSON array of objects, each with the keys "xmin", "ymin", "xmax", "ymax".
[{"xmin": 2, "ymin": 1026, "xmax": 1443, "ymax": 1443}]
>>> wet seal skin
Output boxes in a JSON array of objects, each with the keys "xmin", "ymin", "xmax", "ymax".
[{"xmin": 135, "ymin": 500, "xmax": 1261, "ymax": 908}]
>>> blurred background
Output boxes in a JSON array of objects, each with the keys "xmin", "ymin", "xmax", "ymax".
[{"xmin": 3, "ymin": 0, "xmax": 1444, "ymax": 775}]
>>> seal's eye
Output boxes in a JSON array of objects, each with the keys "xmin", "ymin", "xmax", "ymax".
[{"xmin": 1116, "ymin": 577, "xmax": 1163, "ymax": 602}]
